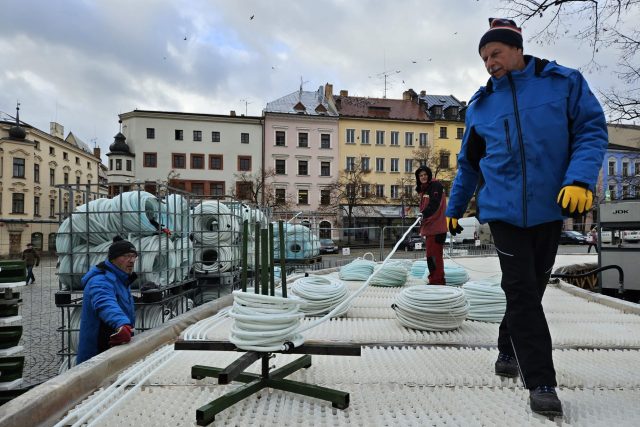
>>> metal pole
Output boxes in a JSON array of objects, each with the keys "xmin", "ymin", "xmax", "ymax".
[
  {"xmin": 260, "ymin": 228, "xmax": 269, "ymax": 295},
  {"xmin": 254, "ymin": 222, "xmax": 260, "ymax": 294},
  {"xmin": 269, "ymin": 222, "xmax": 275, "ymax": 296},
  {"xmin": 241, "ymin": 220, "xmax": 248, "ymax": 292},
  {"xmin": 279, "ymin": 221, "xmax": 287, "ymax": 298}
]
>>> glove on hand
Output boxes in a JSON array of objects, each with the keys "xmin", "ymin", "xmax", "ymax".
[
  {"xmin": 557, "ymin": 184, "xmax": 593, "ymax": 216},
  {"xmin": 447, "ymin": 217, "xmax": 464, "ymax": 236},
  {"xmin": 109, "ymin": 324, "xmax": 133, "ymax": 347}
]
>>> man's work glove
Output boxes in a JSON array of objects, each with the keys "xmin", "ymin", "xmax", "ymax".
[
  {"xmin": 109, "ymin": 324, "xmax": 133, "ymax": 347},
  {"xmin": 447, "ymin": 217, "xmax": 464, "ymax": 236},
  {"xmin": 557, "ymin": 183, "xmax": 593, "ymax": 216}
]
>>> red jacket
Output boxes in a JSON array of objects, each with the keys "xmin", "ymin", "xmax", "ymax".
[{"xmin": 419, "ymin": 180, "xmax": 448, "ymax": 236}]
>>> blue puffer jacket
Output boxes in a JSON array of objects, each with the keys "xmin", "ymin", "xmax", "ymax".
[
  {"xmin": 446, "ymin": 56, "xmax": 608, "ymax": 227},
  {"xmin": 76, "ymin": 260, "xmax": 136, "ymax": 364}
]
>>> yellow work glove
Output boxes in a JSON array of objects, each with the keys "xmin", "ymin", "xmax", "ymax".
[
  {"xmin": 447, "ymin": 217, "xmax": 464, "ymax": 235},
  {"xmin": 557, "ymin": 184, "xmax": 593, "ymax": 216}
]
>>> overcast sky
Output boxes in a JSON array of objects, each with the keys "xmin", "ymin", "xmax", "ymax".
[{"xmin": 0, "ymin": 0, "xmax": 631, "ymax": 159}]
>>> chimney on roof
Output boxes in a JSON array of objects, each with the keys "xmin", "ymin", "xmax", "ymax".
[
  {"xmin": 461, "ymin": 101, "xmax": 467, "ymax": 106},
  {"xmin": 324, "ymin": 83, "xmax": 333, "ymax": 99},
  {"xmin": 93, "ymin": 147, "xmax": 101, "ymax": 159},
  {"xmin": 402, "ymin": 91, "xmax": 411, "ymax": 101},
  {"xmin": 50, "ymin": 122, "xmax": 64, "ymax": 139},
  {"xmin": 230, "ymin": 110, "xmax": 236, "ymax": 116},
  {"xmin": 420, "ymin": 90, "xmax": 426, "ymax": 96},
  {"xmin": 339, "ymin": 90, "xmax": 348, "ymax": 97}
]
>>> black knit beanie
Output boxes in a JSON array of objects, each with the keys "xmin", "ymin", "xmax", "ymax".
[
  {"xmin": 414, "ymin": 166, "xmax": 432, "ymax": 193},
  {"xmin": 108, "ymin": 236, "xmax": 137, "ymax": 261},
  {"xmin": 479, "ymin": 18, "xmax": 523, "ymax": 53}
]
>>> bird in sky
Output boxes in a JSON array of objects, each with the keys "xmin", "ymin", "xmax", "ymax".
[
  {"xmin": 250, "ymin": 14, "xmax": 255, "ymax": 20},
  {"xmin": 184, "ymin": 36, "xmax": 187, "ymax": 41},
  {"xmin": 412, "ymin": 60, "xmax": 417, "ymax": 64}
]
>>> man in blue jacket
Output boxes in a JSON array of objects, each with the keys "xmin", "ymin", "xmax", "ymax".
[
  {"xmin": 76, "ymin": 237, "xmax": 137, "ymax": 364},
  {"xmin": 446, "ymin": 18, "xmax": 607, "ymax": 417}
]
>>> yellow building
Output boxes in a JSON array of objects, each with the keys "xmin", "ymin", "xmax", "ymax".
[
  {"xmin": 0, "ymin": 108, "xmax": 106, "ymax": 257},
  {"xmin": 327, "ymin": 87, "xmax": 466, "ymax": 235}
]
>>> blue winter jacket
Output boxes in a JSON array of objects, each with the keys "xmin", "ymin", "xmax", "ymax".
[
  {"xmin": 76, "ymin": 260, "xmax": 136, "ymax": 364},
  {"xmin": 446, "ymin": 56, "xmax": 608, "ymax": 227}
]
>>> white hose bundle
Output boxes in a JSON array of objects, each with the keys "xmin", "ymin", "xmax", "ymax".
[
  {"xmin": 58, "ymin": 241, "xmax": 112, "ymax": 290},
  {"xmin": 68, "ymin": 306, "xmax": 82, "ymax": 352},
  {"xmin": 442, "ymin": 264, "xmax": 470, "ymax": 286},
  {"xmin": 67, "ymin": 198, "xmax": 115, "ymax": 245},
  {"xmin": 174, "ymin": 236, "xmax": 193, "ymax": 281},
  {"xmin": 393, "ymin": 285, "xmax": 469, "ymax": 331},
  {"xmin": 108, "ymin": 191, "xmax": 161, "ymax": 235},
  {"xmin": 128, "ymin": 235, "xmax": 178, "ymax": 287},
  {"xmin": 290, "ymin": 275, "xmax": 350, "ymax": 317},
  {"xmin": 168, "ymin": 297, "xmax": 195, "ymax": 316},
  {"xmin": 192, "ymin": 201, "xmax": 240, "ymax": 245},
  {"xmin": 135, "ymin": 304, "xmax": 175, "ymax": 331},
  {"xmin": 339, "ymin": 258, "xmax": 376, "ymax": 281},
  {"xmin": 274, "ymin": 223, "xmax": 321, "ymax": 259},
  {"xmin": 193, "ymin": 245, "xmax": 239, "ymax": 273},
  {"xmin": 370, "ymin": 262, "xmax": 408, "ymax": 287},
  {"xmin": 461, "ymin": 280, "xmax": 506, "ymax": 323},
  {"xmin": 410, "ymin": 260, "xmax": 429, "ymax": 278},
  {"xmin": 162, "ymin": 194, "xmax": 190, "ymax": 235},
  {"xmin": 228, "ymin": 291, "xmax": 305, "ymax": 352}
]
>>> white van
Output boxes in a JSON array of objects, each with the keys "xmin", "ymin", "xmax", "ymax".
[{"xmin": 456, "ymin": 217, "xmax": 481, "ymax": 244}]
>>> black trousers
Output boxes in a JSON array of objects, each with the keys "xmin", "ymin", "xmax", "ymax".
[{"xmin": 489, "ymin": 220, "xmax": 562, "ymax": 389}]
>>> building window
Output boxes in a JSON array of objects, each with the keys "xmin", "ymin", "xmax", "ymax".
[
  {"xmin": 175, "ymin": 129, "xmax": 183, "ymax": 140},
  {"xmin": 241, "ymin": 133, "xmax": 250, "ymax": 144},
  {"xmin": 361, "ymin": 157, "xmax": 370, "ymax": 171},
  {"xmin": 298, "ymin": 132, "xmax": 308, "ymax": 148},
  {"xmin": 109, "ymin": 159, "xmax": 113, "ymax": 170},
  {"xmin": 76, "ymin": 176, "xmax": 81, "ymax": 187},
  {"xmin": 12, "ymin": 193, "xmax": 24, "ymax": 213},
  {"xmin": 346, "ymin": 129, "xmax": 355, "ymax": 144},
  {"xmin": 391, "ymin": 131, "xmax": 399, "ymax": 146},
  {"xmin": 34, "ymin": 164, "xmax": 40, "ymax": 183},
  {"xmin": 622, "ymin": 161, "xmax": 629, "ymax": 177},
  {"xmin": 34, "ymin": 196, "xmax": 40, "ymax": 216},
  {"xmin": 126, "ymin": 159, "xmax": 132, "ymax": 171},
  {"xmin": 275, "ymin": 159, "xmax": 286, "ymax": 175},
  {"xmin": 13, "ymin": 158, "xmax": 25, "ymax": 178},
  {"xmin": 275, "ymin": 188, "xmax": 286, "ymax": 205},
  {"xmin": 75, "ymin": 156, "xmax": 80, "ymax": 165},
  {"xmin": 456, "ymin": 128, "xmax": 464, "ymax": 139},
  {"xmin": 635, "ymin": 161, "xmax": 640, "ymax": 175},
  {"xmin": 87, "ymin": 161, "xmax": 91, "ymax": 169},
  {"xmin": 404, "ymin": 132, "xmax": 414, "ymax": 146},
  {"xmin": 298, "ymin": 160, "xmax": 308, "ymax": 176},
  {"xmin": 439, "ymin": 151, "xmax": 451, "ymax": 169},
  {"xmin": 419, "ymin": 133, "xmax": 428, "ymax": 147},
  {"xmin": 212, "ymin": 131, "xmax": 220, "ymax": 142},
  {"xmin": 346, "ymin": 157, "xmax": 355, "ymax": 171},
  {"xmin": 320, "ymin": 133, "xmax": 330, "ymax": 149},
  {"xmin": 608, "ymin": 184, "xmax": 616, "ymax": 199},
  {"xmin": 172, "ymin": 153, "xmax": 186, "ymax": 169},
  {"xmin": 346, "ymin": 184, "xmax": 356, "ymax": 197},
  {"xmin": 210, "ymin": 182, "xmax": 225, "ymax": 196},
  {"xmin": 405, "ymin": 159, "xmax": 413, "ymax": 172},
  {"xmin": 404, "ymin": 185, "xmax": 413, "ymax": 196},
  {"xmin": 236, "ymin": 182, "xmax": 253, "ymax": 200},
  {"xmin": 115, "ymin": 159, "xmax": 122, "ymax": 170},
  {"xmin": 50, "ymin": 169, "xmax": 55, "ymax": 185},
  {"xmin": 376, "ymin": 130, "xmax": 385, "ymax": 145},
  {"xmin": 608, "ymin": 160, "xmax": 616, "ymax": 175},
  {"xmin": 391, "ymin": 185, "xmax": 400, "ymax": 199},
  {"xmin": 622, "ymin": 184, "xmax": 630, "ymax": 198},
  {"xmin": 191, "ymin": 154, "xmax": 204, "ymax": 169},
  {"xmin": 50, "ymin": 198, "xmax": 55, "ymax": 217},
  {"xmin": 209, "ymin": 155, "xmax": 223, "ymax": 170},
  {"xmin": 63, "ymin": 152, "xmax": 68, "ymax": 160},
  {"xmin": 143, "ymin": 152, "xmax": 157, "ymax": 167},
  {"xmin": 361, "ymin": 129, "xmax": 370, "ymax": 145},
  {"xmin": 49, "ymin": 147, "xmax": 55, "ymax": 155},
  {"xmin": 361, "ymin": 184, "xmax": 370, "ymax": 198},
  {"xmin": 191, "ymin": 182, "xmax": 204, "ymax": 195},
  {"xmin": 298, "ymin": 189, "xmax": 309, "ymax": 205},
  {"xmin": 64, "ymin": 173, "xmax": 69, "ymax": 184},
  {"xmin": 320, "ymin": 189, "xmax": 331, "ymax": 205},
  {"xmin": 439, "ymin": 127, "xmax": 448, "ymax": 138},
  {"xmin": 320, "ymin": 161, "xmax": 330, "ymax": 177},
  {"xmin": 376, "ymin": 158, "xmax": 385, "ymax": 172},
  {"xmin": 275, "ymin": 131, "xmax": 286, "ymax": 146},
  {"xmin": 147, "ymin": 128, "xmax": 155, "ymax": 139},
  {"xmin": 390, "ymin": 158, "xmax": 399, "ymax": 172},
  {"xmin": 375, "ymin": 184, "xmax": 385, "ymax": 197},
  {"xmin": 238, "ymin": 156, "xmax": 252, "ymax": 171}
]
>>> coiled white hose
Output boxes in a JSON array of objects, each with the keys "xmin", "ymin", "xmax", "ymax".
[
  {"xmin": 461, "ymin": 280, "xmax": 506, "ymax": 323},
  {"xmin": 192, "ymin": 201, "xmax": 240, "ymax": 245},
  {"xmin": 135, "ymin": 304, "xmax": 175, "ymax": 331},
  {"xmin": 290, "ymin": 275, "xmax": 350, "ymax": 317},
  {"xmin": 129, "ymin": 235, "xmax": 178, "ymax": 287},
  {"xmin": 108, "ymin": 191, "xmax": 161, "ymax": 235},
  {"xmin": 393, "ymin": 285, "xmax": 469, "ymax": 331},
  {"xmin": 339, "ymin": 258, "xmax": 377, "ymax": 281},
  {"xmin": 193, "ymin": 245, "xmax": 239, "ymax": 273},
  {"xmin": 161, "ymin": 194, "xmax": 190, "ymax": 235},
  {"xmin": 410, "ymin": 260, "xmax": 429, "ymax": 278},
  {"xmin": 370, "ymin": 262, "xmax": 409, "ymax": 287},
  {"xmin": 442, "ymin": 264, "xmax": 470, "ymax": 286}
]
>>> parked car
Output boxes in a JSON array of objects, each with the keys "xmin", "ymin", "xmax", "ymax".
[
  {"xmin": 559, "ymin": 230, "xmax": 587, "ymax": 245},
  {"xmin": 319, "ymin": 239, "xmax": 339, "ymax": 254},
  {"xmin": 623, "ymin": 230, "xmax": 640, "ymax": 242},
  {"xmin": 397, "ymin": 235, "xmax": 425, "ymax": 251}
]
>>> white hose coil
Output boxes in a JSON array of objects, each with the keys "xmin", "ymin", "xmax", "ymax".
[
  {"xmin": 128, "ymin": 235, "xmax": 177, "ymax": 287},
  {"xmin": 193, "ymin": 245, "xmax": 239, "ymax": 273},
  {"xmin": 370, "ymin": 262, "xmax": 409, "ymax": 287},
  {"xmin": 339, "ymin": 258, "xmax": 376, "ymax": 281},
  {"xmin": 393, "ymin": 285, "xmax": 469, "ymax": 331},
  {"xmin": 161, "ymin": 194, "xmax": 190, "ymax": 235},
  {"xmin": 410, "ymin": 260, "xmax": 429, "ymax": 278},
  {"xmin": 192, "ymin": 201, "xmax": 240, "ymax": 245},
  {"xmin": 135, "ymin": 305, "xmax": 175, "ymax": 331},
  {"xmin": 108, "ymin": 191, "xmax": 161, "ymax": 235},
  {"xmin": 461, "ymin": 280, "xmax": 506, "ymax": 323},
  {"xmin": 290, "ymin": 275, "xmax": 350, "ymax": 317},
  {"xmin": 441, "ymin": 264, "xmax": 470, "ymax": 286}
]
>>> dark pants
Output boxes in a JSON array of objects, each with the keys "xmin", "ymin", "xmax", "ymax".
[
  {"xmin": 26, "ymin": 265, "xmax": 35, "ymax": 284},
  {"xmin": 489, "ymin": 220, "xmax": 562, "ymax": 389},
  {"xmin": 425, "ymin": 233, "xmax": 446, "ymax": 285},
  {"xmin": 587, "ymin": 243, "xmax": 598, "ymax": 253}
]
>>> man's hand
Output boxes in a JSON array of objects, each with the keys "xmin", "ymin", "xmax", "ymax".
[
  {"xmin": 447, "ymin": 217, "xmax": 464, "ymax": 235},
  {"xmin": 557, "ymin": 184, "xmax": 593, "ymax": 216},
  {"xmin": 109, "ymin": 325, "xmax": 133, "ymax": 347}
]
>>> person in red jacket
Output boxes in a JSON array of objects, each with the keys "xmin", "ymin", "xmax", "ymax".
[{"xmin": 415, "ymin": 166, "xmax": 448, "ymax": 285}]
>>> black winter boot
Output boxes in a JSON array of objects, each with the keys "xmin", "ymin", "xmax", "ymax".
[
  {"xmin": 495, "ymin": 353, "xmax": 519, "ymax": 378},
  {"xmin": 529, "ymin": 386, "xmax": 563, "ymax": 417}
]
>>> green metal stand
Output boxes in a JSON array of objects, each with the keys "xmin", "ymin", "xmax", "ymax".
[{"xmin": 175, "ymin": 340, "xmax": 360, "ymax": 426}]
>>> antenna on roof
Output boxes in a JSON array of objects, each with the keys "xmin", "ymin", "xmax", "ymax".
[
  {"xmin": 299, "ymin": 76, "xmax": 309, "ymax": 100},
  {"xmin": 15, "ymin": 101, "xmax": 20, "ymax": 124},
  {"xmin": 240, "ymin": 99, "xmax": 252, "ymax": 116}
]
